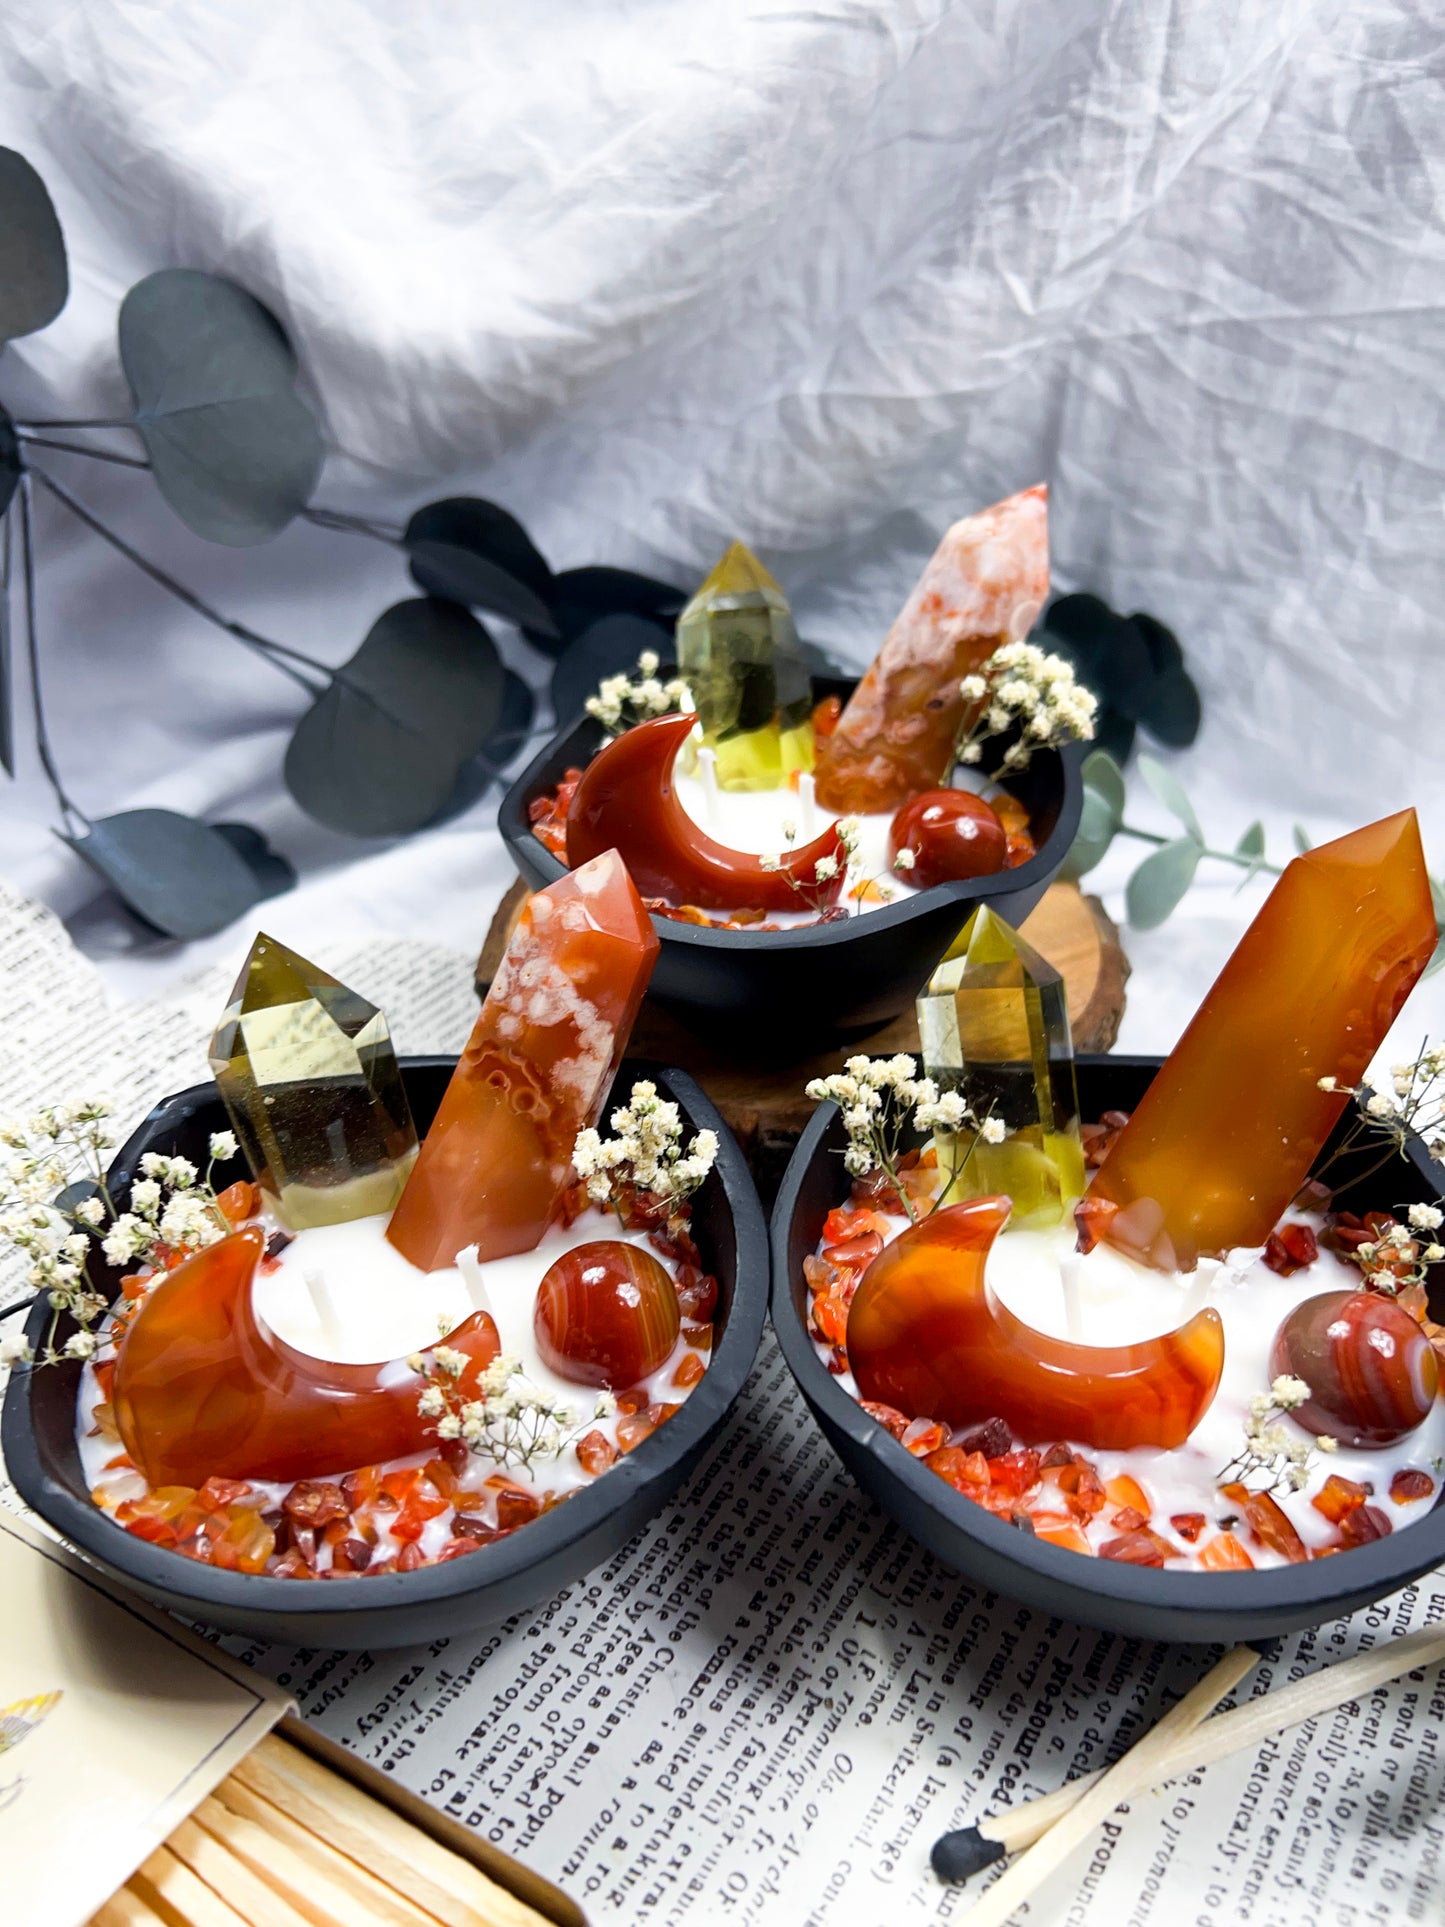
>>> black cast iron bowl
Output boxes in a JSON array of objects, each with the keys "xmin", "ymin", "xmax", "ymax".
[
  {"xmin": 499, "ymin": 676, "xmax": 1083, "ymax": 1052},
  {"xmin": 771, "ymin": 1054, "xmax": 1445, "ymax": 1644},
  {"xmin": 3, "ymin": 1056, "xmax": 768, "ymax": 1650}
]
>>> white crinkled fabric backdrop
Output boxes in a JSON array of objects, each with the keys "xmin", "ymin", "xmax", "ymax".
[{"xmin": 0, "ymin": 0, "xmax": 1440, "ymax": 1050}]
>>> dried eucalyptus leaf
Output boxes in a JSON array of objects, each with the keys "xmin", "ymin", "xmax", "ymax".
[
  {"xmin": 1093, "ymin": 709, "xmax": 1136, "ymax": 766},
  {"xmin": 1081, "ymin": 748, "xmax": 1126, "ymax": 827},
  {"xmin": 405, "ymin": 498, "xmax": 557, "ymax": 636},
  {"xmin": 210, "ymin": 821, "xmax": 297, "ymax": 902},
  {"xmin": 284, "ymin": 598, "xmax": 503, "ymax": 836},
  {"xmin": 426, "ymin": 670, "xmax": 538, "ymax": 825},
  {"xmin": 1136, "ymin": 664, "xmax": 1201, "ymax": 748},
  {"xmin": 1234, "ymin": 821, "xmax": 1265, "ymax": 860},
  {"xmin": 1132, "ymin": 611, "xmax": 1184, "ymax": 677},
  {"xmin": 1060, "ymin": 787, "xmax": 1118, "ymax": 882},
  {"xmin": 0, "ymin": 410, "xmax": 19, "ymax": 521},
  {"xmin": 0, "ymin": 148, "xmax": 68, "ymax": 342},
  {"xmin": 0, "ymin": 483, "xmax": 13, "ymax": 778},
  {"xmin": 551, "ymin": 613, "xmax": 674, "ymax": 724},
  {"xmin": 1138, "ymin": 754, "xmax": 1203, "ymax": 843},
  {"xmin": 524, "ymin": 564, "xmax": 686, "ymax": 656},
  {"xmin": 63, "ymin": 809, "xmax": 279, "ymax": 940},
  {"xmin": 1293, "ymin": 824, "xmax": 1314, "ymax": 854},
  {"xmin": 1126, "ymin": 836, "xmax": 1202, "ymax": 930},
  {"xmin": 119, "ymin": 270, "xmax": 323, "ymax": 546}
]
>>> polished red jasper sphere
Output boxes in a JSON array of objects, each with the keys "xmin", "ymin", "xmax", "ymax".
[
  {"xmin": 1270, "ymin": 1289, "xmax": 1439, "ymax": 1448},
  {"xmin": 887, "ymin": 790, "xmax": 1008, "ymax": 890},
  {"xmin": 535, "ymin": 1240, "xmax": 680, "ymax": 1389}
]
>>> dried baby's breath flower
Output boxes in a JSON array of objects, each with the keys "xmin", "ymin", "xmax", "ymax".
[
  {"xmin": 0, "ymin": 1095, "xmax": 243, "ymax": 1371},
  {"xmin": 585, "ymin": 655, "xmax": 690, "ymax": 735},
  {"xmin": 804, "ymin": 1054, "xmax": 1004, "ymax": 1223},
  {"xmin": 1222, "ymin": 1375, "xmax": 1320, "ymax": 1494},
  {"xmin": 572, "ymin": 1080, "xmax": 718, "ymax": 1220},
  {"xmin": 954, "ymin": 640, "xmax": 1097, "ymax": 775}
]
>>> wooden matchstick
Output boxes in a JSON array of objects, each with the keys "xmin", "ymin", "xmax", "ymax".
[
  {"xmin": 165, "ymin": 1811, "xmax": 309, "ymax": 1927},
  {"xmin": 129, "ymin": 1846, "xmax": 254, "ymax": 1927},
  {"xmin": 234, "ymin": 1732, "xmax": 547, "ymax": 1927},
  {"xmin": 934, "ymin": 1625, "xmax": 1445, "ymax": 1892},
  {"xmin": 955, "ymin": 1643, "xmax": 1262, "ymax": 1926}
]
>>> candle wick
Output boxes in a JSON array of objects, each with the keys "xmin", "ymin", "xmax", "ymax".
[
  {"xmin": 303, "ymin": 1267, "xmax": 341, "ymax": 1348},
  {"xmin": 697, "ymin": 746, "xmax": 722, "ymax": 830},
  {"xmin": 798, "ymin": 770, "xmax": 817, "ymax": 839},
  {"xmin": 1058, "ymin": 1254, "xmax": 1084, "ymax": 1342}
]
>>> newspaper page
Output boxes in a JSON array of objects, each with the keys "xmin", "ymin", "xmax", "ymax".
[{"xmin": 1, "ymin": 882, "xmax": 1443, "ymax": 1926}]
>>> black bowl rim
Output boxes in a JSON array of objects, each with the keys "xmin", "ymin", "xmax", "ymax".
[
  {"xmin": 769, "ymin": 1053, "xmax": 1445, "ymax": 1625},
  {"xmin": 498, "ymin": 694, "xmax": 1085, "ymax": 953},
  {"xmin": 3, "ymin": 1056, "xmax": 769, "ymax": 1622}
]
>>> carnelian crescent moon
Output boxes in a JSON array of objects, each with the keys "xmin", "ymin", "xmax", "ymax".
[
  {"xmin": 112, "ymin": 1227, "xmax": 502, "ymax": 1486},
  {"xmin": 846, "ymin": 1198, "xmax": 1224, "ymax": 1451},
  {"xmin": 565, "ymin": 712, "xmax": 847, "ymax": 913}
]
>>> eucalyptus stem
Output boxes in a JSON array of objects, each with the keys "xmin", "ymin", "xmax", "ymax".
[
  {"xmin": 16, "ymin": 433, "xmax": 150, "ymax": 470},
  {"xmin": 16, "ymin": 417, "xmax": 135, "ymax": 431},
  {"xmin": 31, "ymin": 469, "xmax": 329, "ymax": 694},
  {"xmin": 1117, "ymin": 820, "xmax": 1284, "ymax": 878},
  {"xmin": 302, "ymin": 506, "xmax": 402, "ymax": 543},
  {"xmin": 17, "ymin": 476, "xmax": 86, "ymax": 831}
]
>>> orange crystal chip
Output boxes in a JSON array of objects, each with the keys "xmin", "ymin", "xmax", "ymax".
[
  {"xmin": 1198, "ymin": 1532, "xmax": 1255, "ymax": 1571},
  {"xmin": 1312, "ymin": 1473, "xmax": 1370, "ymax": 1523},
  {"xmin": 1243, "ymin": 1490, "xmax": 1310, "ymax": 1563},
  {"xmin": 112, "ymin": 1227, "xmax": 501, "ymax": 1487},
  {"xmin": 1087, "ymin": 813, "xmax": 1435, "ymax": 1269},
  {"xmin": 1034, "ymin": 1520, "xmax": 1092, "ymax": 1555},
  {"xmin": 814, "ymin": 486, "xmax": 1049, "ymax": 814},
  {"xmin": 845, "ymin": 1197, "xmax": 1223, "ymax": 1449},
  {"xmin": 566, "ymin": 714, "xmax": 846, "ymax": 913},
  {"xmin": 387, "ymin": 850, "xmax": 659, "ymax": 1271}
]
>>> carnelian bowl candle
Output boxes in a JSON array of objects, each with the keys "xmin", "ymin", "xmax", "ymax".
[
  {"xmin": 771, "ymin": 1055, "xmax": 1445, "ymax": 1644},
  {"xmin": 500, "ymin": 674, "xmax": 1083, "ymax": 1052},
  {"xmin": 2, "ymin": 1057, "xmax": 768, "ymax": 1649}
]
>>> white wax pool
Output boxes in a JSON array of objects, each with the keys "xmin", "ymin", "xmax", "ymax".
[
  {"xmin": 79, "ymin": 1206, "xmax": 709, "ymax": 1555},
  {"xmin": 819, "ymin": 1210, "xmax": 1445, "ymax": 1569},
  {"xmin": 670, "ymin": 764, "xmax": 920, "ymax": 922}
]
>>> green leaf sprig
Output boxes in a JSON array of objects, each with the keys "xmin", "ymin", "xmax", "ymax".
[{"xmin": 1064, "ymin": 749, "xmax": 1445, "ymax": 973}]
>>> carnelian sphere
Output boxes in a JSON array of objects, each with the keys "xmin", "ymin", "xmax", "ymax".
[
  {"xmin": 887, "ymin": 791, "xmax": 1008, "ymax": 890},
  {"xmin": 1269, "ymin": 1289, "xmax": 1439, "ymax": 1448},
  {"xmin": 535, "ymin": 1240, "xmax": 680, "ymax": 1389}
]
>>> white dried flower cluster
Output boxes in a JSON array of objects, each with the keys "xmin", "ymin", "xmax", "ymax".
[
  {"xmin": 101, "ymin": 1149, "xmax": 231, "ymax": 1271},
  {"xmin": 584, "ymin": 651, "xmax": 690, "ymax": 735},
  {"xmin": 572, "ymin": 1080, "xmax": 719, "ymax": 1212},
  {"xmin": 955, "ymin": 640, "xmax": 1098, "ymax": 772},
  {"xmin": 761, "ymin": 815, "xmax": 868, "ymax": 910},
  {"xmin": 805, "ymin": 1054, "xmax": 998, "ymax": 1219},
  {"xmin": 1319, "ymin": 1043, "xmax": 1445, "ymax": 1178},
  {"xmin": 0, "ymin": 1100, "xmax": 117, "ymax": 1367},
  {"xmin": 1221, "ymin": 1374, "xmax": 1326, "ymax": 1495},
  {"xmin": 413, "ymin": 1347, "xmax": 585, "ymax": 1472},
  {"xmin": 0, "ymin": 1097, "xmax": 242, "ymax": 1372}
]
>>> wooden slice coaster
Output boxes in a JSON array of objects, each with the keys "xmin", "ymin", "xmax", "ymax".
[{"xmin": 476, "ymin": 878, "xmax": 1129, "ymax": 1200}]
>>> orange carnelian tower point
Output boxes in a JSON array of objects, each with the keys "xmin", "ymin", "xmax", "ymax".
[
  {"xmin": 1088, "ymin": 811, "xmax": 1436, "ymax": 1270},
  {"xmin": 814, "ymin": 485, "xmax": 1049, "ymax": 815},
  {"xmin": 386, "ymin": 850, "xmax": 660, "ymax": 1272}
]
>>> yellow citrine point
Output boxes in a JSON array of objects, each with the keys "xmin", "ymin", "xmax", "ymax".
[
  {"xmin": 208, "ymin": 933, "xmax": 418, "ymax": 1230},
  {"xmin": 917, "ymin": 905, "xmax": 1085, "ymax": 1228},
  {"xmin": 675, "ymin": 539, "xmax": 814, "ymax": 791},
  {"xmin": 1089, "ymin": 811, "xmax": 1437, "ymax": 1270}
]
